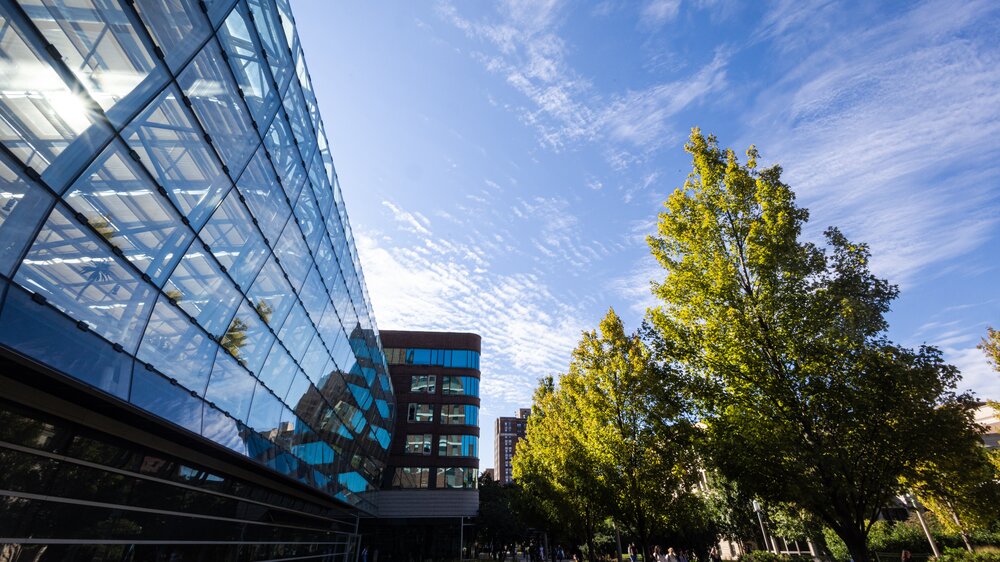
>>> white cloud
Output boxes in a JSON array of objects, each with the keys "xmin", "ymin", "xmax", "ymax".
[
  {"xmin": 382, "ymin": 200, "xmax": 431, "ymax": 235},
  {"xmin": 641, "ymin": 0, "xmax": 681, "ymax": 27},
  {"xmin": 745, "ymin": 0, "xmax": 1000, "ymax": 287}
]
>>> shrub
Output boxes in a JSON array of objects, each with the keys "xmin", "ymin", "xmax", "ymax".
[{"xmin": 740, "ymin": 551, "xmax": 812, "ymax": 562}]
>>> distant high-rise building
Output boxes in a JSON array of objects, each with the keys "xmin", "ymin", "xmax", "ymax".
[{"xmin": 494, "ymin": 407, "xmax": 530, "ymax": 484}]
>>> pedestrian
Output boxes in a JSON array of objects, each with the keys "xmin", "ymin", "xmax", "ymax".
[
  {"xmin": 678, "ymin": 550, "xmax": 688, "ymax": 562},
  {"xmin": 361, "ymin": 546, "xmax": 368, "ymax": 562},
  {"xmin": 666, "ymin": 548, "xmax": 678, "ymax": 562},
  {"xmin": 654, "ymin": 546, "xmax": 668, "ymax": 562},
  {"xmin": 629, "ymin": 544, "xmax": 638, "ymax": 562},
  {"xmin": 709, "ymin": 547, "xmax": 721, "ymax": 562},
  {"xmin": 901, "ymin": 551, "xmax": 912, "ymax": 562}
]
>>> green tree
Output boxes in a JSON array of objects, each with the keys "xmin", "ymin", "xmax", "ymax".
[
  {"xmin": 514, "ymin": 376, "xmax": 607, "ymax": 562},
  {"xmin": 222, "ymin": 316, "xmax": 249, "ymax": 359},
  {"xmin": 979, "ymin": 327, "xmax": 999, "ymax": 371},
  {"xmin": 646, "ymin": 129, "xmax": 985, "ymax": 562},
  {"xmin": 563, "ymin": 309, "xmax": 701, "ymax": 556}
]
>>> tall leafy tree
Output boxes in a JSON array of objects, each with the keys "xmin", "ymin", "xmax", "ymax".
[
  {"xmin": 563, "ymin": 309, "xmax": 701, "ymax": 556},
  {"xmin": 646, "ymin": 129, "xmax": 985, "ymax": 562}
]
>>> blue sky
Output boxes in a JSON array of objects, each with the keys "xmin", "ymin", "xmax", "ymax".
[{"xmin": 292, "ymin": 0, "xmax": 1000, "ymax": 469}]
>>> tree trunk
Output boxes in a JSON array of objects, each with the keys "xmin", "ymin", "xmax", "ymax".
[{"xmin": 837, "ymin": 526, "xmax": 870, "ymax": 562}]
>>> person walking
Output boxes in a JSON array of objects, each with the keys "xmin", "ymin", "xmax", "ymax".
[
  {"xmin": 666, "ymin": 548, "xmax": 679, "ymax": 562},
  {"xmin": 629, "ymin": 544, "xmax": 638, "ymax": 562},
  {"xmin": 654, "ymin": 546, "xmax": 668, "ymax": 562},
  {"xmin": 709, "ymin": 547, "xmax": 721, "ymax": 562},
  {"xmin": 901, "ymin": 551, "xmax": 912, "ymax": 562}
]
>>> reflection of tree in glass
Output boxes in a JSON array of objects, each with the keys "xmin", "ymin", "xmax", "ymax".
[
  {"xmin": 222, "ymin": 316, "xmax": 248, "ymax": 360},
  {"xmin": 164, "ymin": 289, "xmax": 183, "ymax": 302},
  {"xmin": 255, "ymin": 299, "xmax": 272, "ymax": 324},
  {"xmin": 88, "ymin": 215, "xmax": 115, "ymax": 242},
  {"xmin": 76, "ymin": 261, "xmax": 114, "ymax": 299}
]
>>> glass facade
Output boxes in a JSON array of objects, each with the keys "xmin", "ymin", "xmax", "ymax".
[
  {"xmin": 384, "ymin": 347, "xmax": 480, "ymax": 369},
  {"xmin": 0, "ymin": 0, "xmax": 393, "ymax": 516}
]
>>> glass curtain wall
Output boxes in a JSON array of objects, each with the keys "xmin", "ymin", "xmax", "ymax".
[{"xmin": 0, "ymin": 0, "xmax": 392, "ymax": 514}]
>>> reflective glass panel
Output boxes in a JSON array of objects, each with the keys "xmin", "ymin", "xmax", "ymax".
[
  {"xmin": 437, "ymin": 467, "xmax": 478, "ymax": 489},
  {"xmin": 293, "ymin": 182, "xmax": 323, "ymax": 252},
  {"xmin": 123, "ymin": 85, "xmax": 230, "ymax": 230},
  {"xmin": 218, "ymin": 5, "xmax": 278, "ymax": 125},
  {"xmin": 274, "ymin": 219, "xmax": 310, "ymax": 290},
  {"xmin": 14, "ymin": 204, "xmax": 155, "ymax": 351},
  {"xmin": 246, "ymin": 0, "xmax": 292, "ymax": 91},
  {"xmin": 235, "ymin": 147, "xmax": 290, "ymax": 244},
  {"xmin": 221, "ymin": 299, "xmax": 272, "ymax": 373},
  {"xmin": 247, "ymin": 383, "xmax": 284, "ymax": 434},
  {"xmin": 17, "ymin": 0, "xmax": 163, "ymax": 123},
  {"xmin": 137, "ymin": 295, "xmax": 216, "ymax": 393},
  {"xmin": 404, "ymin": 434, "xmax": 431, "ymax": 455},
  {"xmin": 282, "ymin": 80, "xmax": 314, "ymax": 159},
  {"xmin": 178, "ymin": 38, "xmax": 257, "ymax": 172},
  {"xmin": 130, "ymin": 364, "xmax": 203, "ymax": 434},
  {"xmin": 133, "ymin": 0, "xmax": 212, "ymax": 72},
  {"xmin": 297, "ymin": 266, "xmax": 327, "ymax": 321},
  {"xmin": 299, "ymin": 334, "xmax": 328, "ymax": 385},
  {"xmin": 198, "ymin": 190, "xmax": 268, "ymax": 288},
  {"xmin": 438, "ymin": 435, "xmax": 478, "ymax": 458},
  {"xmin": 440, "ymin": 404, "xmax": 479, "ymax": 426},
  {"xmin": 0, "ymin": 11, "xmax": 105, "ymax": 173},
  {"xmin": 277, "ymin": 301, "xmax": 312, "ymax": 361},
  {"xmin": 65, "ymin": 139, "xmax": 193, "ymax": 286},
  {"xmin": 263, "ymin": 110, "xmax": 306, "ymax": 203},
  {"xmin": 442, "ymin": 376, "xmax": 479, "ymax": 397},
  {"xmin": 406, "ymin": 404, "xmax": 433, "ymax": 423},
  {"xmin": 391, "ymin": 467, "xmax": 429, "ymax": 489},
  {"xmin": 246, "ymin": 256, "xmax": 294, "ymax": 329},
  {"xmin": 204, "ymin": 349, "xmax": 255, "ymax": 423},
  {"xmin": 256, "ymin": 340, "xmax": 295, "ymax": 400},
  {"xmin": 410, "ymin": 375, "xmax": 436, "ymax": 394},
  {"xmin": 162, "ymin": 244, "xmax": 241, "ymax": 337},
  {"xmin": 0, "ymin": 155, "xmax": 53, "ymax": 275}
]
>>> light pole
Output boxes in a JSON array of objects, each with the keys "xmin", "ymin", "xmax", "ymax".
[
  {"xmin": 752, "ymin": 501, "xmax": 775, "ymax": 554},
  {"xmin": 906, "ymin": 494, "xmax": 940, "ymax": 558}
]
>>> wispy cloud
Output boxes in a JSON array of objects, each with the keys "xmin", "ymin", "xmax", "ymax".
[
  {"xmin": 437, "ymin": 0, "xmax": 729, "ymax": 162},
  {"xmin": 745, "ymin": 0, "xmax": 1000, "ymax": 286},
  {"xmin": 382, "ymin": 200, "xmax": 431, "ymax": 235}
]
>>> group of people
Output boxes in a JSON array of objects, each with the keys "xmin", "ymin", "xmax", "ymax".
[{"xmin": 629, "ymin": 544, "xmax": 722, "ymax": 562}]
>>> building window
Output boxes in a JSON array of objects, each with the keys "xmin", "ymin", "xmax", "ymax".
[
  {"xmin": 438, "ymin": 434, "xmax": 478, "ymax": 458},
  {"xmin": 442, "ymin": 376, "xmax": 479, "ymax": 396},
  {"xmin": 440, "ymin": 404, "xmax": 478, "ymax": 426},
  {"xmin": 437, "ymin": 467, "xmax": 478, "ymax": 489},
  {"xmin": 392, "ymin": 467, "xmax": 431, "ymax": 488},
  {"xmin": 405, "ymin": 434, "xmax": 433, "ymax": 455},
  {"xmin": 407, "ymin": 403, "xmax": 434, "ymax": 423},
  {"xmin": 382, "ymin": 348, "xmax": 480, "ymax": 369},
  {"xmin": 410, "ymin": 375, "xmax": 436, "ymax": 394}
]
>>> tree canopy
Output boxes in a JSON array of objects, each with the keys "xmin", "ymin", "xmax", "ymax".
[{"xmin": 644, "ymin": 129, "xmax": 988, "ymax": 562}]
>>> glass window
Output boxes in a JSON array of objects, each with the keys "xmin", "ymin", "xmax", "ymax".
[
  {"xmin": 282, "ymin": 80, "xmax": 315, "ymax": 160},
  {"xmin": 442, "ymin": 376, "xmax": 479, "ymax": 397},
  {"xmin": 137, "ymin": 295, "xmax": 216, "ymax": 393},
  {"xmin": 18, "ymin": 0, "xmax": 165, "ymax": 126},
  {"xmin": 293, "ymin": 182, "xmax": 323, "ymax": 252},
  {"xmin": 299, "ymin": 334, "xmax": 328, "ymax": 385},
  {"xmin": 201, "ymin": 401, "xmax": 247, "ymax": 456},
  {"xmin": 297, "ymin": 266, "xmax": 327, "ymax": 321},
  {"xmin": 0, "ymin": 283, "xmax": 133, "ymax": 399},
  {"xmin": 437, "ymin": 467, "xmax": 478, "ymax": 489},
  {"xmin": 438, "ymin": 435, "xmax": 478, "ymax": 458},
  {"xmin": 122, "ymin": 84, "xmax": 230, "ymax": 230},
  {"xmin": 178, "ymin": 38, "xmax": 257, "ymax": 172},
  {"xmin": 391, "ymin": 467, "xmax": 429, "ymax": 489},
  {"xmin": 217, "ymin": 5, "xmax": 278, "ymax": 125},
  {"xmin": 407, "ymin": 404, "xmax": 433, "ymax": 423},
  {"xmin": 308, "ymin": 150, "xmax": 333, "ymax": 218},
  {"xmin": 277, "ymin": 301, "xmax": 312, "ymax": 361},
  {"xmin": 246, "ymin": 256, "xmax": 294, "ymax": 329},
  {"xmin": 0, "ymin": 155, "xmax": 53, "ymax": 276},
  {"xmin": 204, "ymin": 349, "xmax": 255, "ymax": 423},
  {"xmin": 335, "ymin": 399, "xmax": 365, "ymax": 434},
  {"xmin": 347, "ymin": 383, "xmax": 372, "ymax": 411},
  {"xmin": 410, "ymin": 375, "xmax": 436, "ymax": 394},
  {"xmin": 440, "ymin": 404, "xmax": 479, "ymax": 426},
  {"xmin": 133, "ymin": 0, "xmax": 211, "ymax": 72},
  {"xmin": 247, "ymin": 383, "xmax": 284, "ymax": 434},
  {"xmin": 256, "ymin": 340, "xmax": 295, "ymax": 400},
  {"xmin": 273, "ymin": 219, "xmax": 311, "ymax": 290},
  {"xmin": 221, "ymin": 299, "xmax": 271, "ymax": 373},
  {"xmin": 14, "ymin": 204, "xmax": 155, "ymax": 352},
  {"xmin": 273, "ymin": 0, "xmax": 298, "ymax": 63},
  {"xmin": 162, "ymin": 244, "xmax": 242, "ymax": 337},
  {"xmin": 235, "ymin": 147, "xmax": 290, "ymax": 244},
  {"xmin": 263, "ymin": 111, "xmax": 306, "ymax": 203},
  {"xmin": 130, "ymin": 364, "xmax": 203, "ymax": 434},
  {"xmin": 198, "ymin": 190, "xmax": 269, "ymax": 288},
  {"xmin": 246, "ymin": 0, "xmax": 292, "ymax": 92},
  {"xmin": 404, "ymin": 434, "xmax": 432, "ymax": 455},
  {"xmin": 283, "ymin": 368, "xmax": 314, "ymax": 413},
  {"xmin": 65, "ymin": 139, "xmax": 193, "ymax": 286},
  {"xmin": 0, "ymin": 12, "xmax": 106, "ymax": 173}
]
